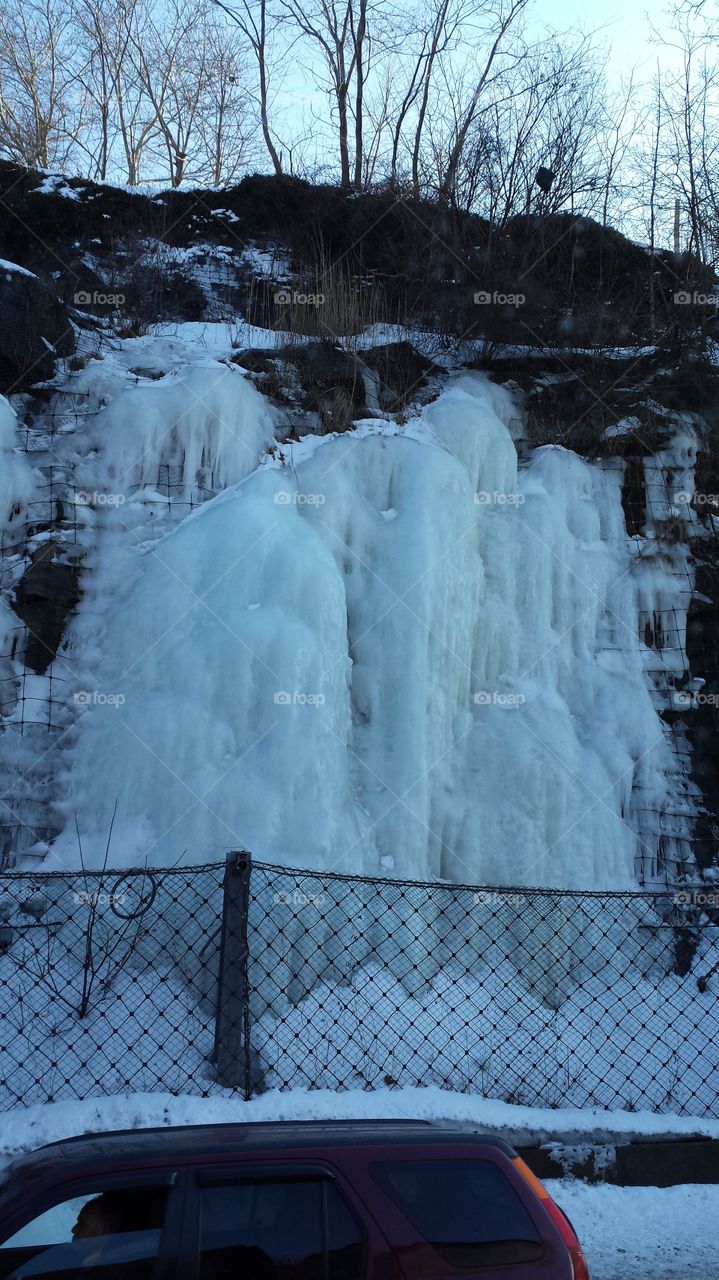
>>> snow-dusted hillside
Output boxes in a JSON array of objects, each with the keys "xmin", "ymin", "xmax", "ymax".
[{"xmin": 0, "ymin": 327, "xmax": 699, "ymax": 888}]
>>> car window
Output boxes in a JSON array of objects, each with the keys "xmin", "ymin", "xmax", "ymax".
[
  {"xmin": 0, "ymin": 1184, "xmax": 169, "ymax": 1279},
  {"xmin": 370, "ymin": 1158, "xmax": 543, "ymax": 1267},
  {"xmin": 197, "ymin": 1177, "xmax": 364, "ymax": 1280},
  {"xmin": 2, "ymin": 1197, "xmax": 97, "ymax": 1248}
]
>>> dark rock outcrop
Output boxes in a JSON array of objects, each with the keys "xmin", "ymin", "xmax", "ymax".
[
  {"xmin": 12, "ymin": 541, "xmax": 81, "ymax": 674},
  {"xmin": 0, "ymin": 264, "xmax": 74, "ymax": 392},
  {"xmin": 361, "ymin": 341, "xmax": 439, "ymax": 411}
]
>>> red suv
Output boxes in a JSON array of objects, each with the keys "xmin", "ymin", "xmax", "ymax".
[{"xmin": 0, "ymin": 1119, "xmax": 589, "ymax": 1279}]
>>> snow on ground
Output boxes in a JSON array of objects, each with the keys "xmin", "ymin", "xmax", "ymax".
[
  {"xmin": 146, "ymin": 318, "xmax": 448, "ymax": 363},
  {"xmin": 4, "ymin": 1080, "xmax": 716, "ymax": 1172},
  {"xmin": 32, "ymin": 174, "xmax": 83, "ymax": 201},
  {"xmin": 3, "ymin": 886, "xmax": 718, "ymax": 1113},
  {"xmin": 3, "ymin": 1086, "xmax": 719, "ymax": 1166},
  {"xmin": 0, "ymin": 1091, "xmax": 717, "ymax": 1280},
  {"xmin": 546, "ymin": 1180, "xmax": 719, "ymax": 1280},
  {"xmin": 251, "ymin": 953, "xmax": 719, "ymax": 1113},
  {"xmin": 2, "ymin": 855, "xmax": 719, "ymax": 1112},
  {"xmin": 486, "ymin": 343, "xmax": 659, "ymax": 361}
]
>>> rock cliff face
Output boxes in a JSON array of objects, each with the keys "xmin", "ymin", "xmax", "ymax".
[{"xmin": 0, "ymin": 165, "xmax": 718, "ymax": 898}]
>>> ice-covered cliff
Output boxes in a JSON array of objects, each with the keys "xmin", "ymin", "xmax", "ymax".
[{"xmin": 28, "ymin": 359, "xmax": 684, "ymax": 889}]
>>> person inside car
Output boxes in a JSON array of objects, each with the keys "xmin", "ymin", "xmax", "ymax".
[{"xmin": 72, "ymin": 1188, "xmax": 166, "ymax": 1240}]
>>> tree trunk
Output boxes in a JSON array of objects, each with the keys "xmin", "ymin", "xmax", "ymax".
[
  {"xmin": 338, "ymin": 82, "xmax": 351, "ymax": 186},
  {"xmin": 352, "ymin": 0, "xmax": 367, "ymax": 189},
  {"xmin": 258, "ymin": 50, "xmax": 283, "ymax": 174}
]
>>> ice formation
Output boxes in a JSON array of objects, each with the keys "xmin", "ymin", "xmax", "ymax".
[
  {"xmin": 83, "ymin": 362, "xmax": 276, "ymax": 502},
  {"xmin": 54, "ymin": 367, "xmax": 680, "ymax": 889},
  {"xmin": 0, "ymin": 396, "xmax": 34, "ymax": 532}
]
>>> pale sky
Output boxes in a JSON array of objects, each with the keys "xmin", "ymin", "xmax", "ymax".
[
  {"xmin": 274, "ymin": 0, "xmax": 678, "ymax": 129},
  {"xmin": 531, "ymin": 0, "xmax": 675, "ymax": 83}
]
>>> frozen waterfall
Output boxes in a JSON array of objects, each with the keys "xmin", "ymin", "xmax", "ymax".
[{"xmin": 53, "ymin": 367, "xmax": 678, "ymax": 889}]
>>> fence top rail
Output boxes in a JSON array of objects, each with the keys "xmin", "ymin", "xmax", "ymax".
[
  {"xmin": 0, "ymin": 853, "xmax": 712, "ymax": 902},
  {"xmin": 251, "ymin": 859, "xmax": 712, "ymax": 900}
]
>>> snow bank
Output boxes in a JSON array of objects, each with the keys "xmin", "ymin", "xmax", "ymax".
[
  {"xmin": 251, "ymin": 951, "xmax": 719, "ymax": 1111},
  {"xmin": 58, "ymin": 372, "xmax": 674, "ymax": 889},
  {"xmin": 546, "ymin": 1181, "xmax": 719, "ymax": 1280},
  {"xmin": 3, "ymin": 866, "xmax": 717, "ymax": 1114},
  {"xmin": 3, "ymin": 1086, "xmax": 719, "ymax": 1170}
]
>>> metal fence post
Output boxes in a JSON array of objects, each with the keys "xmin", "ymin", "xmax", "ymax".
[{"xmin": 215, "ymin": 850, "xmax": 253, "ymax": 1098}]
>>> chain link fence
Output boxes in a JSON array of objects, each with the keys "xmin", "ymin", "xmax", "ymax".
[{"xmin": 1, "ymin": 854, "xmax": 719, "ymax": 1115}]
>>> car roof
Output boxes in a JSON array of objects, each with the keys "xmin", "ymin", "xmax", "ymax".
[{"xmin": 4, "ymin": 1120, "xmax": 516, "ymax": 1188}]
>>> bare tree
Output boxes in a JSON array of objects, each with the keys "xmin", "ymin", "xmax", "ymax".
[
  {"xmin": 197, "ymin": 15, "xmax": 256, "ymax": 184},
  {"xmin": 418, "ymin": 28, "xmax": 606, "ymax": 221},
  {"xmin": 598, "ymin": 72, "xmax": 640, "ymax": 229},
  {"xmin": 652, "ymin": 0, "xmax": 719, "ymax": 266},
  {"xmin": 0, "ymin": 0, "xmax": 699, "ymax": 265},
  {"xmin": 72, "ymin": 0, "xmax": 131, "ymax": 180},
  {"xmin": 277, "ymin": 0, "xmax": 356, "ymax": 186},
  {"xmin": 0, "ymin": 0, "xmax": 81, "ymax": 169},
  {"xmin": 101, "ymin": 0, "xmax": 159, "ymax": 185},
  {"xmin": 533, "ymin": 53, "xmax": 606, "ymax": 216},
  {"xmin": 437, "ymin": 0, "xmax": 531, "ymax": 201},
  {"xmin": 213, "ymin": 0, "xmax": 284, "ymax": 175},
  {"xmin": 350, "ymin": 0, "xmax": 369, "ymax": 188},
  {"xmin": 407, "ymin": 0, "xmax": 470, "ymax": 198},
  {"xmin": 274, "ymin": 0, "xmax": 390, "ymax": 188},
  {"xmin": 131, "ymin": 0, "xmax": 211, "ymax": 186}
]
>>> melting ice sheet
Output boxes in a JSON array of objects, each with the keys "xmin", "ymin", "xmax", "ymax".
[{"xmin": 57, "ymin": 371, "xmax": 675, "ymax": 887}]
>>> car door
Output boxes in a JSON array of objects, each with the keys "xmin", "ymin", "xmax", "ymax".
[
  {"xmin": 173, "ymin": 1159, "xmax": 398, "ymax": 1280},
  {"xmin": 0, "ymin": 1168, "xmax": 186, "ymax": 1280}
]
